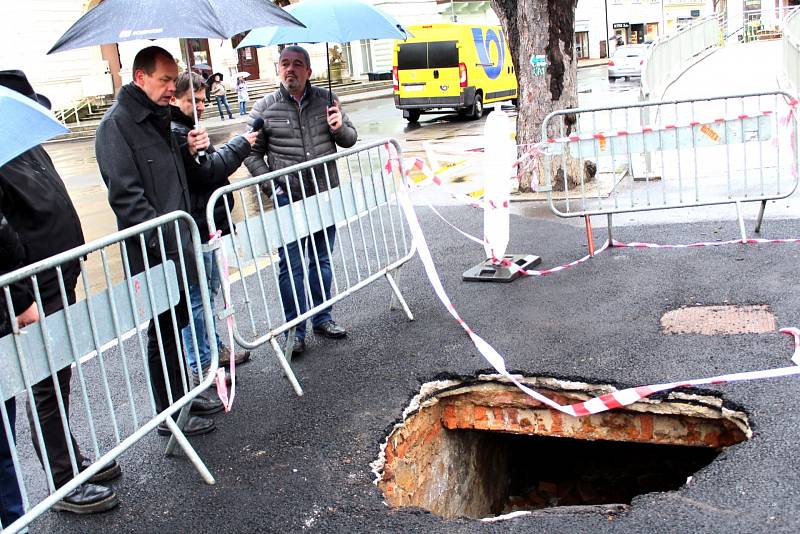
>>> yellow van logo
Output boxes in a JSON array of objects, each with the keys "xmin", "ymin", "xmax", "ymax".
[{"xmin": 471, "ymin": 27, "xmax": 504, "ymax": 79}]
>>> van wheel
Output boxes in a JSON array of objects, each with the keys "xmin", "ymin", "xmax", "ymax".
[
  {"xmin": 405, "ymin": 110, "xmax": 421, "ymax": 123},
  {"xmin": 511, "ymin": 98, "xmax": 518, "ymax": 108},
  {"xmin": 469, "ymin": 94, "xmax": 483, "ymax": 120}
]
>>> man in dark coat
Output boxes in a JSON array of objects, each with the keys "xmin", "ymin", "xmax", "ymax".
[
  {"xmin": 169, "ymin": 71, "xmax": 255, "ymax": 406},
  {"xmin": 245, "ymin": 46, "xmax": 358, "ymax": 356},
  {"xmin": 95, "ymin": 47, "xmax": 215, "ymax": 437},
  {"xmin": 0, "ymin": 70, "xmax": 120, "ymax": 514}
]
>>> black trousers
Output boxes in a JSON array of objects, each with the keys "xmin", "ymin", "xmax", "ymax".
[
  {"xmin": 146, "ymin": 296, "xmax": 189, "ymax": 414},
  {"xmin": 26, "ymin": 291, "xmax": 86, "ymax": 489}
]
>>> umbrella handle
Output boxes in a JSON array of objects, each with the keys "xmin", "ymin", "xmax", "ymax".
[{"xmin": 326, "ymin": 43, "xmax": 333, "ymax": 107}]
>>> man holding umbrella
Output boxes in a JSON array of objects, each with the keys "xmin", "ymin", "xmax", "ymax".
[
  {"xmin": 245, "ymin": 45, "xmax": 357, "ymax": 356},
  {"xmin": 95, "ymin": 46, "xmax": 217, "ymax": 437}
]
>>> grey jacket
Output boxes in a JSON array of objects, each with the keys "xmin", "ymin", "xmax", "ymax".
[
  {"xmin": 96, "ymin": 83, "xmax": 207, "ymax": 284},
  {"xmin": 244, "ymin": 82, "xmax": 357, "ymax": 199}
]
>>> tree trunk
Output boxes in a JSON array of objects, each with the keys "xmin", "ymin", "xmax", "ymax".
[{"xmin": 490, "ymin": 0, "xmax": 583, "ymax": 192}]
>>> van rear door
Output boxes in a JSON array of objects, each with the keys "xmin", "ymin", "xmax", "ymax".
[{"xmin": 397, "ymin": 40, "xmax": 461, "ymax": 102}]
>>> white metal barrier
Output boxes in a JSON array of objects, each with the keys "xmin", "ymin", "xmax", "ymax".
[
  {"xmin": 0, "ymin": 212, "xmax": 219, "ymax": 533},
  {"xmin": 642, "ymin": 14, "xmax": 722, "ymax": 102},
  {"xmin": 783, "ymin": 7, "xmax": 800, "ymax": 95},
  {"xmin": 206, "ymin": 138, "xmax": 416, "ymax": 395},
  {"xmin": 541, "ymin": 91, "xmax": 799, "ymax": 244}
]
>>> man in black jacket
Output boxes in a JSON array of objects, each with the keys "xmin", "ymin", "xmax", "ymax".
[
  {"xmin": 245, "ymin": 46, "xmax": 358, "ymax": 356},
  {"xmin": 0, "ymin": 70, "xmax": 119, "ymax": 514},
  {"xmin": 169, "ymin": 71, "xmax": 255, "ymax": 402},
  {"xmin": 95, "ymin": 47, "xmax": 215, "ymax": 437}
]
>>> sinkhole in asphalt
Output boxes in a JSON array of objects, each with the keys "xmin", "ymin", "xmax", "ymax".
[{"xmin": 374, "ymin": 376, "xmax": 750, "ymax": 520}]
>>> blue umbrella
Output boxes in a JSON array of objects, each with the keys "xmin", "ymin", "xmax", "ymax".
[
  {"xmin": 0, "ymin": 86, "xmax": 68, "ymax": 168},
  {"xmin": 238, "ymin": 0, "xmax": 410, "ymax": 47},
  {"xmin": 237, "ymin": 0, "xmax": 410, "ymax": 103}
]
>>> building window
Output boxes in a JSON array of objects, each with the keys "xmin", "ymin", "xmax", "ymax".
[
  {"xmin": 360, "ymin": 40, "xmax": 373, "ymax": 73},
  {"xmin": 342, "ymin": 42, "xmax": 354, "ymax": 74}
]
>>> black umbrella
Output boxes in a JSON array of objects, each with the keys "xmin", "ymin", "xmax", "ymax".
[
  {"xmin": 48, "ymin": 0, "xmax": 304, "ymax": 128},
  {"xmin": 48, "ymin": 0, "xmax": 304, "ymax": 54}
]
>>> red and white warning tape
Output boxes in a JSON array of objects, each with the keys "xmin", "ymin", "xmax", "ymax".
[
  {"xmin": 384, "ymin": 144, "xmax": 800, "ymax": 417},
  {"xmin": 207, "ymin": 230, "xmax": 236, "ymax": 412}
]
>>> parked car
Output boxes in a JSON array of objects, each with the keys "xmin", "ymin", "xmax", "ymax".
[{"xmin": 607, "ymin": 44, "xmax": 649, "ymax": 81}]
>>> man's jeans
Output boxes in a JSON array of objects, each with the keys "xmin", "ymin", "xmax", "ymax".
[
  {"xmin": 275, "ymin": 194, "xmax": 336, "ymax": 340},
  {"xmin": 181, "ymin": 251, "xmax": 222, "ymax": 374},
  {"xmin": 214, "ymin": 95, "xmax": 232, "ymax": 119},
  {"xmin": 0, "ymin": 398, "xmax": 23, "ymax": 527}
]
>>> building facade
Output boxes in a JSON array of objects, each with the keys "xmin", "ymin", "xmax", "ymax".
[{"xmin": 1, "ymin": 0, "xmax": 721, "ymax": 112}]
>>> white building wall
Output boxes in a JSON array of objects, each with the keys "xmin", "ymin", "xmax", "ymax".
[{"xmin": 0, "ymin": 1, "xmax": 107, "ymax": 109}]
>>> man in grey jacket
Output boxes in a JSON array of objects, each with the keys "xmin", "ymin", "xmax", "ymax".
[{"xmin": 245, "ymin": 45, "xmax": 358, "ymax": 356}]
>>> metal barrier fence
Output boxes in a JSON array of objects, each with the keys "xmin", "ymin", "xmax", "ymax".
[
  {"xmin": 541, "ymin": 91, "xmax": 798, "ymax": 243},
  {"xmin": 206, "ymin": 138, "xmax": 415, "ymax": 395},
  {"xmin": 783, "ymin": 7, "xmax": 800, "ymax": 95},
  {"xmin": 0, "ymin": 212, "xmax": 219, "ymax": 533},
  {"xmin": 642, "ymin": 14, "xmax": 722, "ymax": 102}
]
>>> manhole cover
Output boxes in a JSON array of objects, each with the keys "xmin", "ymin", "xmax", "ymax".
[
  {"xmin": 661, "ymin": 305, "xmax": 776, "ymax": 335},
  {"xmin": 373, "ymin": 376, "xmax": 750, "ymax": 520}
]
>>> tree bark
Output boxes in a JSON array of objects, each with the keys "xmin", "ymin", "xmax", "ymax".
[{"xmin": 490, "ymin": 0, "xmax": 583, "ymax": 192}]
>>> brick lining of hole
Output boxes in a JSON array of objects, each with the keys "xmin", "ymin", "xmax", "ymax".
[
  {"xmin": 661, "ymin": 304, "xmax": 776, "ymax": 335},
  {"xmin": 373, "ymin": 376, "xmax": 750, "ymax": 520}
]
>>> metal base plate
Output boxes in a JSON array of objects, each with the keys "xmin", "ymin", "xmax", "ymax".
[{"xmin": 462, "ymin": 254, "xmax": 542, "ymax": 283}]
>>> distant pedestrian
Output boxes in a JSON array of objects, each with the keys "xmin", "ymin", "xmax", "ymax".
[
  {"xmin": 210, "ymin": 73, "xmax": 233, "ymax": 120},
  {"xmin": 236, "ymin": 76, "xmax": 249, "ymax": 116}
]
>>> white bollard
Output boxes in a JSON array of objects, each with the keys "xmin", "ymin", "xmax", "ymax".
[{"xmin": 483, "ymin": 104, "xmax": 514, "ymax": 262}]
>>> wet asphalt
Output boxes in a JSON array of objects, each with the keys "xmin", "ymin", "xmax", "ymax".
[{"xmin": 27, "ymin": 206, "xmax": 800, "ymax": 533}]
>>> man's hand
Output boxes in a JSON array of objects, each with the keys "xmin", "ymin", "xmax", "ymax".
[
  {"xmin": 16, "ymin": 302, "xmax": 39, "ymax": 328},
  {"xmin": 187, "ymin": 128, "xmax": 210, "ymax": 156},
  {"xmin": 242, "ymin": 131, "xmax": 258, "ymax": 146},
  {"xmin": 327, "ymin": 103, "xmax": 343, "ymax": 132}
]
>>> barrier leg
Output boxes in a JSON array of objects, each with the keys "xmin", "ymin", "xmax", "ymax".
[
  {"xmin": 269, "ymin": 337, "xmax": 304, "ymax": 396},
  {"xmin": 162, "ymin": 406, "xmax": 215, "ymax": 485},
  {"xmin": 607, "ymin": 213, "xmax": 614, "ymax": 246},
  {"xmin": 385, "ymin": 271, "xmax": 414, "ymax": 321},
  {"xmin": 736, "ymin": 201, "xmax": 748, "ymax": 241},
  {"xmin": 754, "ymin": 199, "xmax": 767, "ymax": 234},
  {"xmin": 585, "ymin": 215, "xmax": 596, "ymax": 257},
  {"xmin": 164, "ymin": 403, "xmax": 189, "ymax": 456}
]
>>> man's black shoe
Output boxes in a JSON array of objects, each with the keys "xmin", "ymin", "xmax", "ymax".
[
  {"xmin": 312, "ymin": 321, "xmax": 347, "ymax": 339},
  {"xmin": 52, "ymin": 483, "xmax": 118, "ymax": 514},
  {"xmin": 156, "ymin": 415, "xmax": 216, "ymax": 437},
  {"xmin": 291, "ymin": 338, "xmax": 306, "ymax": 356},
  {"xmin": 80, "ymin": 459, "xmax": 122, "ymax": 484},
  {"xmin": 190, "ymin": 393, "xmax": 224, "ymax": 416}
]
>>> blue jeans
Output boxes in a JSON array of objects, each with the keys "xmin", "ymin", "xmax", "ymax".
[
  {"xmin": 239, "ymin": 101, "xmax": 247, "ymax": 115},
  {"xmin": 215, "ymin": 95, "xmax": 232, "ymax": 119},
  {"xmin": 0, "ymin": 398, "xmax": 23, "ymax": 527},
  {"xmin": 275, "ymin": 195, "xmax": 336, "ymax": 340},
  {"xmin": 181, "ymin": 251, "xmax": 222, "ymax": 373}
]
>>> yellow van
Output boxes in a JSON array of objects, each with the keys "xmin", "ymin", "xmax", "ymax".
[{"xmin": 392, "ymin": 23, "xmax": 518, "ymax": 123}]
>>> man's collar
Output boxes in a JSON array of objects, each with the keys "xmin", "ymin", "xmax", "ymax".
[{"xmin": 280, "ymin": 81, "xmax": 310, "ymax": 104}]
